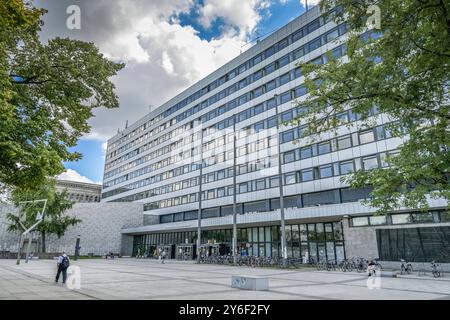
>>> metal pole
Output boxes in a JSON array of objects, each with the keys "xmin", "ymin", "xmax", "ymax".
[
  {"xmin": 196, "ymin": 129, "xmax": 204, "ymax": 264},
  {"xmin": 275, "ymin": 98, "xmax": 288, "ymax": 268},
  {"xmin": 74, "ymin": 236, "xmax": 81, "ymax": 261},
  {"xmin": 25, "ymin": 233, "xmax": 33, "ymax": 263},
  {"xmin": 16, "ymin": 234, "xmax": 25, "ymax": 265},
  {"xmin": 232, "ymin": 123, "xmax": 238, "ymax": 265}
]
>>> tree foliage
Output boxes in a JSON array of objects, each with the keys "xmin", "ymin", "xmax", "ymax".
[
  {"xmin": 0, "ymin": 0, "xmax": 124, "ymax": 192},
  {"xmin": 7, "ymin": 179, "xmax": 80, "ymax": 252},
  {"xmin": 293, "ymin": 0, "xmax": 450, "ymax": 213}
]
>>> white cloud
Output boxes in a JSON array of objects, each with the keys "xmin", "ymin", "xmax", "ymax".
[
  {"xmin": 299, "ymin": 0, "xmax": 321, "ymax": 8},
  {"xmin": 199, "ymin": 0, "xmax": 269, "ymax": 35},
  {"xmin": 34, "ymin": 0, "xmax": 269, "ymax": 141},
  {"xmin": 57, "ymin": 169, "xmax": 99, "ymax": 184}
]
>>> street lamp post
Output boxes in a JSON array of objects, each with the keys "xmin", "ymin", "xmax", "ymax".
[
  {"xmin": 74, "ymin": 235, "xmax": 81, "ymax": 260},
  {"xmin": 274, "ymin": 94, "xmax": 288, "ymax": 268},
  {"xmin": 232, "ymin": 122, "xmax": 238, "ymax": 265},
  {"xmin": 196, "ymin": 128, "xmax": 204, "ymax": 264}
]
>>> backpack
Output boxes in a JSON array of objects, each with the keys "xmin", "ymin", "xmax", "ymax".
[{"xmin": 61, "ymin": 256, "xmax": 70, "ymax": 269}]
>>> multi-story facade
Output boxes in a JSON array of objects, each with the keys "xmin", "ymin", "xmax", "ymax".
[
  {"xmin": 102, "ymin": 6, "xmax": 449, "ymax": 262},
  {"xmin": 56, "ymin": 180, "xmax": 102, "ymax": 203}
]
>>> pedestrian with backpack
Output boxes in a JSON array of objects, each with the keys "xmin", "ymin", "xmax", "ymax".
[{"xmin": 55, "ymin": 252, "xmax": 70, "ymax": 284}]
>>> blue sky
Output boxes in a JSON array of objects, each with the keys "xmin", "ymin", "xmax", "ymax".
[{"xmin": 55, "ymin": 0, "xmax": 308, "ymax": 184}]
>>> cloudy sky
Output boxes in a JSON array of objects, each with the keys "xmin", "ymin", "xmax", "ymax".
[{"xmin": 33, "ymin": 0, "xmax": 316, "ymax": 184}]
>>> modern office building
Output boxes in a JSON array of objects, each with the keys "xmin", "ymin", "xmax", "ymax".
[
  {"xmin": 56, "ymin": 180, "xmax": 102, "ymax": 203},
  {"xmin": 102, "ymin": 6, "xmax": 449, "ymax": 262}
]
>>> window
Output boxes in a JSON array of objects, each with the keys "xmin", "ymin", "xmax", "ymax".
[
  {"xmin": 256, "ymin": 179, "xmax": 266, "ymax": 190},
  {"xmin": 217, "ymin": 188, "xmax": 226, "ymax": 198},
  {"xmin": 266, "ymin": 79, "xmax": 276, "ymax": 91},
  {"xmin": 337, "ymin": 135, "xmax": 352, "ymax": 149},
  {"xmin": 339, "ymin": 160, "xmax": 354, "ymax": 174},
  {"xmin": 362, "ymin": 156, "xmax": 379, "ymax": 170},
  {"xmin": 319, "ymin": 165, "xmax": 333, "ymax": 178},
  {"xmin": 370, "ymin": 215, "xmax": 387, "ymax": 225},
  {"xmin": 254, "ymin": 103, "xmax": 264, "ymax": 115},
  {"xmin": 278, "ymin": 55, "xmax": 290, "ymax": 68},
  {"xmin": 295, "ymin": 85, "xmax": 308, "ymax": 97},
  {"xmin": 292, "ymin": 29, "xmax": 303, "ymax": 42},
  {"xmin": 266, "ymin": 63, "xmax": 276, "ymax": 74},
  {"xmin": 301, "ymin": 169, "xmax": 313, "ymax": 182},
  {"xmin": 352, "ymin": 216, "xmax": 369, "ymax": 227},
  {"xmin": 326, "ymin": 29, "xmax": 339, "ymax": 42},
  {"xmin": 391, "ymin": 214, "xmax": 412, "ymax": 224},
  {"xmin": 311, "ymin": 56, "xmax": 323, "ymax": 65},
  {"xmin": 308, "ymin": 38, "xmax": 321, "ymax": 52},
  {"xmin": 284, "ymin": 150, "xmax": 296, "ymax": 163},
  {"xmin": 253, "ymin": 70, "xmax": 263, "ymax": 81},
  {"xmin": 238, "ymin": 110, "xmax": 248, "ymax": 122},
  {"xmin": 239, "ymin": 94, "xmax": 248, "ymax": 105},
  {"xmin": 318, "ymin": 141, "xmax": 331, "ymax": 155},
  {"xmin": 239, "ymin": 183, "xmax": 248, "ymax": 194},
  {"xmin": 280, "ymin": 92, "xmax": 292, "ymax": 104},
  {"xmin": 254, "ymin": 85, "xmax": 265, "ymax": 97},
  {"xmin": 267, "ymin": 116, "xmax": 277, "ymax": 128},
  {"xmin": 253, "ymin": 54, "xmax": 262, "ymax": 65},
  {"xmin": 265, "ymin": 46, "xmax": 275, "ymax": 58},
  {"xmin": 266, "ymin": 98, "xmax": 277, "ymax": 109},
  {"xmin": 278, "ymin": 37, "xmax": 289, "ymax": 50},
  {"xmin": 359, "ymin": 130, "xmax": 375, "ymax": 144},
  {"xmin": 300, "ymin": 146, "xmax": 312, "ymax": 159},
  {"xmin": 281, "ymin": 130, "xmax": 295, "ymax": 143},
  {"xmin": 254, "ymin": 121, "xmax": 265, "ymax": 133},
  {"xmin": 280, "ymin": 73, "xmax": 290, "ymax": 85},
  {"xmin": 307, "ymin": 19, "xmax": 320, "ymax": 33},
  {"xmin": 270, "ymin": 176, "xmax": 279, "ymax": 188},
  {"xmin": 293, "ymin": 47, "xmax": 305, "ymax": 60},
  {"xmin": 207, "ymin": 190, "xmax": 215, "ymax": 200},
  {"xmin": 285, "ymin": 173, "xmax": 296, "ymax": 184}
]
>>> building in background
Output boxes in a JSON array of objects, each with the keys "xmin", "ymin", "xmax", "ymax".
[
  {"xmin": 56, "ymin": 180, "xmax": 102, "ymax": 203},
  {"xmin": 101, "ymin": 6, "xmax": 449, "ymax": 262}
]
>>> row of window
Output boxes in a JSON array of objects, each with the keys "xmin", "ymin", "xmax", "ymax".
[
  {"xmin": 154, "ymin": 186, "xmax": 372, "ymax": 222},
  {"xmin": 105, "ymin": 22, "xmax": 349, "ymax": 166},
  {"xmin": 103, "ymin": 121, "xmax": 392, "ymax": 200},
  {"xmin": 104, "ymin": 39, "xmax": 348, "ymax": 176},
  {"xmin": 107, "ymin": 8, "xmax": 342, "ymax": 153},
  {"xmin": 142, "ymin": 148, "xmax": 393, "ymax": 211},
  {"xmin": 102, "ymin": 134, "xmax": 273, "ymax": 192},
  {"xmin": 351, "ymin": 210, "xmax": 450, "ymax": 227},
  {"xmin": 103, "ymin": 75, "xmax": 375, "ymax": 189},
  {"xmin": 135, "ymin": 221, "xmax": 345, "ymax": 260}
]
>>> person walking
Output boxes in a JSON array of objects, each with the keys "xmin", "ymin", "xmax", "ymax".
[{"xmin": 55, "ymin": 252, "xmax": 70, "ymax": 284}]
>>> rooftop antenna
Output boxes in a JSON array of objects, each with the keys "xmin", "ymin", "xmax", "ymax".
[
  {"xmin": 148, "ymin": 104, "xmax": 153, "ymax": 113},
  {"xmin": 305, "ymin": 0, "xmax": 309, "ymax": 11},
  {"xmin": 125, "ymin": 120, "xmax": 128, "ymax": 129}
]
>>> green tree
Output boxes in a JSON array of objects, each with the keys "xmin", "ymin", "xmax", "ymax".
[
  {"xmin": 292, "ymin": 0, "xmax": 449, "ymax": 214},
  {"xmin": 0, "ymin": 0, "xmax": 124, "ymax": 192},
  {"xmin": 7, "ymin": 179, "xmax": 80, "ymax": 253}
]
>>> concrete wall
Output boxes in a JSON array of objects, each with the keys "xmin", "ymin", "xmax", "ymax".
[
  {"xmin": 0, "ymin": 203, "xmax": 143, "ymax": 256},
  {"xmin": 342, "ymin": 217, "xmax": 379, "ymax": 259}
]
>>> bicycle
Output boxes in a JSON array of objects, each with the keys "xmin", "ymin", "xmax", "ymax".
[
  {"xmin": 400, "ymin": 259, "xmax": 413, "ymax": 274},
  {"xmin": 431, "ymin": 261, "xmax": 441, "ymax": 278}
]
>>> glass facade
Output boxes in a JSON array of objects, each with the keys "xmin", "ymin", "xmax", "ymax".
[
  {"xmin": 132, "ymin": 221, "xmax": 345, "ymax": 263},
  {"xmin": 377, "ymin": 227, "xmax": 450, "ymax": 262}
]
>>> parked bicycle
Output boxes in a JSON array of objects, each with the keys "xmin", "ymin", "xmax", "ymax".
[{"xmin": 400, "ymin": 259, "xmax": 413, "ymax": 274}]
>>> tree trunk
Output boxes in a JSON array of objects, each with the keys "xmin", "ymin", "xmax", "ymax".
[{"xmin": 41, "ymin": 231, "xmax": 46, "ymax": 253}]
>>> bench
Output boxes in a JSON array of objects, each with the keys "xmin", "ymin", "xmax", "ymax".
[{"xmin": 231, "ymin": 275, "xmax": 269, "ymax": 291}]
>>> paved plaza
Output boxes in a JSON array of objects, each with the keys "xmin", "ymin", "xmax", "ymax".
[{"xmin": 0, "ymin": 258, "xmax": 449, "ymax": 300}]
